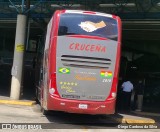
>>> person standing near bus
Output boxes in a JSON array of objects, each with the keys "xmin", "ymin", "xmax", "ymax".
[{"xmin": 121, "ymin": 80, "xmax": 134, "ymax": 111}]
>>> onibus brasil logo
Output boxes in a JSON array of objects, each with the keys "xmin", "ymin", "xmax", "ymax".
[{"xmin": 58, "ymin": 67, "xmax": 70, "ymax": 74}]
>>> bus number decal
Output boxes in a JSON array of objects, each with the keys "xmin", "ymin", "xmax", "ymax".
[{"xmin": 102, "ymin": 79, "xmax": 111, "ymax": 83}]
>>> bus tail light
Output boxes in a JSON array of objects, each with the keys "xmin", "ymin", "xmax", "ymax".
[
  {"xmin": 49, "ymin": 73, "xmax": 60, "ymax": 97},
  {"xmin": 107, "ymin": 78, "xmax": 117, "ymax": 100}
]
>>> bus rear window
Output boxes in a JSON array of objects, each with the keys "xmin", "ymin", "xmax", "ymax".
[{"xmin": 58, "ymin": 13, "xmax": 118, "ymax": 41}]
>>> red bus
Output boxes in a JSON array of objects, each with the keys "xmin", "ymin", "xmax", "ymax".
[{"xmin": 36, "ymin": 10, "xmax": 121, "ymax": 115}]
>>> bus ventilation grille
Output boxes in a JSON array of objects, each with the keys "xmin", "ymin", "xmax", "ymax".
[{"xmin": 61, "ymin": 55, "xmax": 111, "ymax": 69}]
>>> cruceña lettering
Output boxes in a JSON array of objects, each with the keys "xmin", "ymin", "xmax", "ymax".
[{"xmin": 69, "ymin": 43, "xmax": 106, "ymax": 52}]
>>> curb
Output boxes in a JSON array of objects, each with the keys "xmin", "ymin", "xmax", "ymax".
[{"xmin": 0, "ymin": 99, "xmax": 36, "ymax": 106}]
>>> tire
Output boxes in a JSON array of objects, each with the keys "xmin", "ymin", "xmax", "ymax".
[{"xmin": 41, "ymin": 107, "xmax": 49, "ymax": 115}]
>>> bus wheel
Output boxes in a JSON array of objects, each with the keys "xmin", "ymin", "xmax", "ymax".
[{"xmin": 41, "ymin": 107, "xmax": 48, "ymax": 115}]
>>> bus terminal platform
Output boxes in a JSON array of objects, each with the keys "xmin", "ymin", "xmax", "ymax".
[{"xmin": 0, "ymin": 92, "xmax": 159, "ymax": 125}]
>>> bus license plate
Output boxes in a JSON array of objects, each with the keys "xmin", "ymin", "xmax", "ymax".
[{"xmin": 79, "ymin": 104, "xmax": 88, "ymax": 109}]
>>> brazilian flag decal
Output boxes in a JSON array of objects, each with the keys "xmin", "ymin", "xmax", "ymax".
[{"xmin": 58, "ymin": 67, "xmax": 70, "ymax": 74}]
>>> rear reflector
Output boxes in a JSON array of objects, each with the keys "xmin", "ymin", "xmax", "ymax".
[
  {"xmin": 49, "ymin": 88, "xmax": 55, "ymax": 95},
  {"xmin": 112, "ymin": 92, "xmax": 116, "ymax": 98}
]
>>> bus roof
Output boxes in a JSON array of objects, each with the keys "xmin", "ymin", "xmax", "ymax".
[{"xmin": 64, "ymin": 10, "xmax": 113, "ymax": 18}]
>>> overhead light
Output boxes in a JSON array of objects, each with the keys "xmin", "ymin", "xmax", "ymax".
[
  {"xmin": 99, "ymin": 3, "xmax": 135, "ymax": 7},
  {"xmin": 124, "ymin": 3, "xmax": 136, "ymax": 7},
  {"xmin": 131, "ymin": 66, "xmax": 137, "ymax": 69},
  {"xmin": 157, "ymin": 2, "xmax": 160, "ymax": 6},
  {"xmin": 99, "ymin": 4, "xmax": 116, "ymax": 7},
  {"xmin": 50, "ymin": 4, "xmax": 61, "ymax": 8},
  {"xmin": 51, "ymin": 4, "xmax": 81, "ymax": 8},
  {"xmin": 9, "ymin": 5, "xmax": 34, "ymax": 8}
]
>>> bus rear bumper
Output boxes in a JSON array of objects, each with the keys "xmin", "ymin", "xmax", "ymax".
[{"xmin": 47, "ymin": 96, "xmax": 116, "ymax": 115}]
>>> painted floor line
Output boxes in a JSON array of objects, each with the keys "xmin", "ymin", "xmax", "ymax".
[
  {"xmin": 114, "ymin": 117, "xmax": 155, "ymax": 124},
  {"xmin": 0, "ymin": 99, "xmax": 36, "ymax": 106},
  {"xmin": 124, "ymin": 118, "xmax": 155, "ymax": 123}
]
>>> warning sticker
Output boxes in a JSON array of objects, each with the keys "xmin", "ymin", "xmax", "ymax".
[{"xmin": 16, "ymin": 44, "xmax": 24, "ymax": 52}]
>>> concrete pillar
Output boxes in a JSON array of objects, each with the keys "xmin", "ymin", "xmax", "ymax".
[
  {"xmin": 10, "ymin": 14, "xmax": 27, "ymax": 100},
  {"xmin": 136, "ymin": 95, "xmax": 143, "ymax": 111}
]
